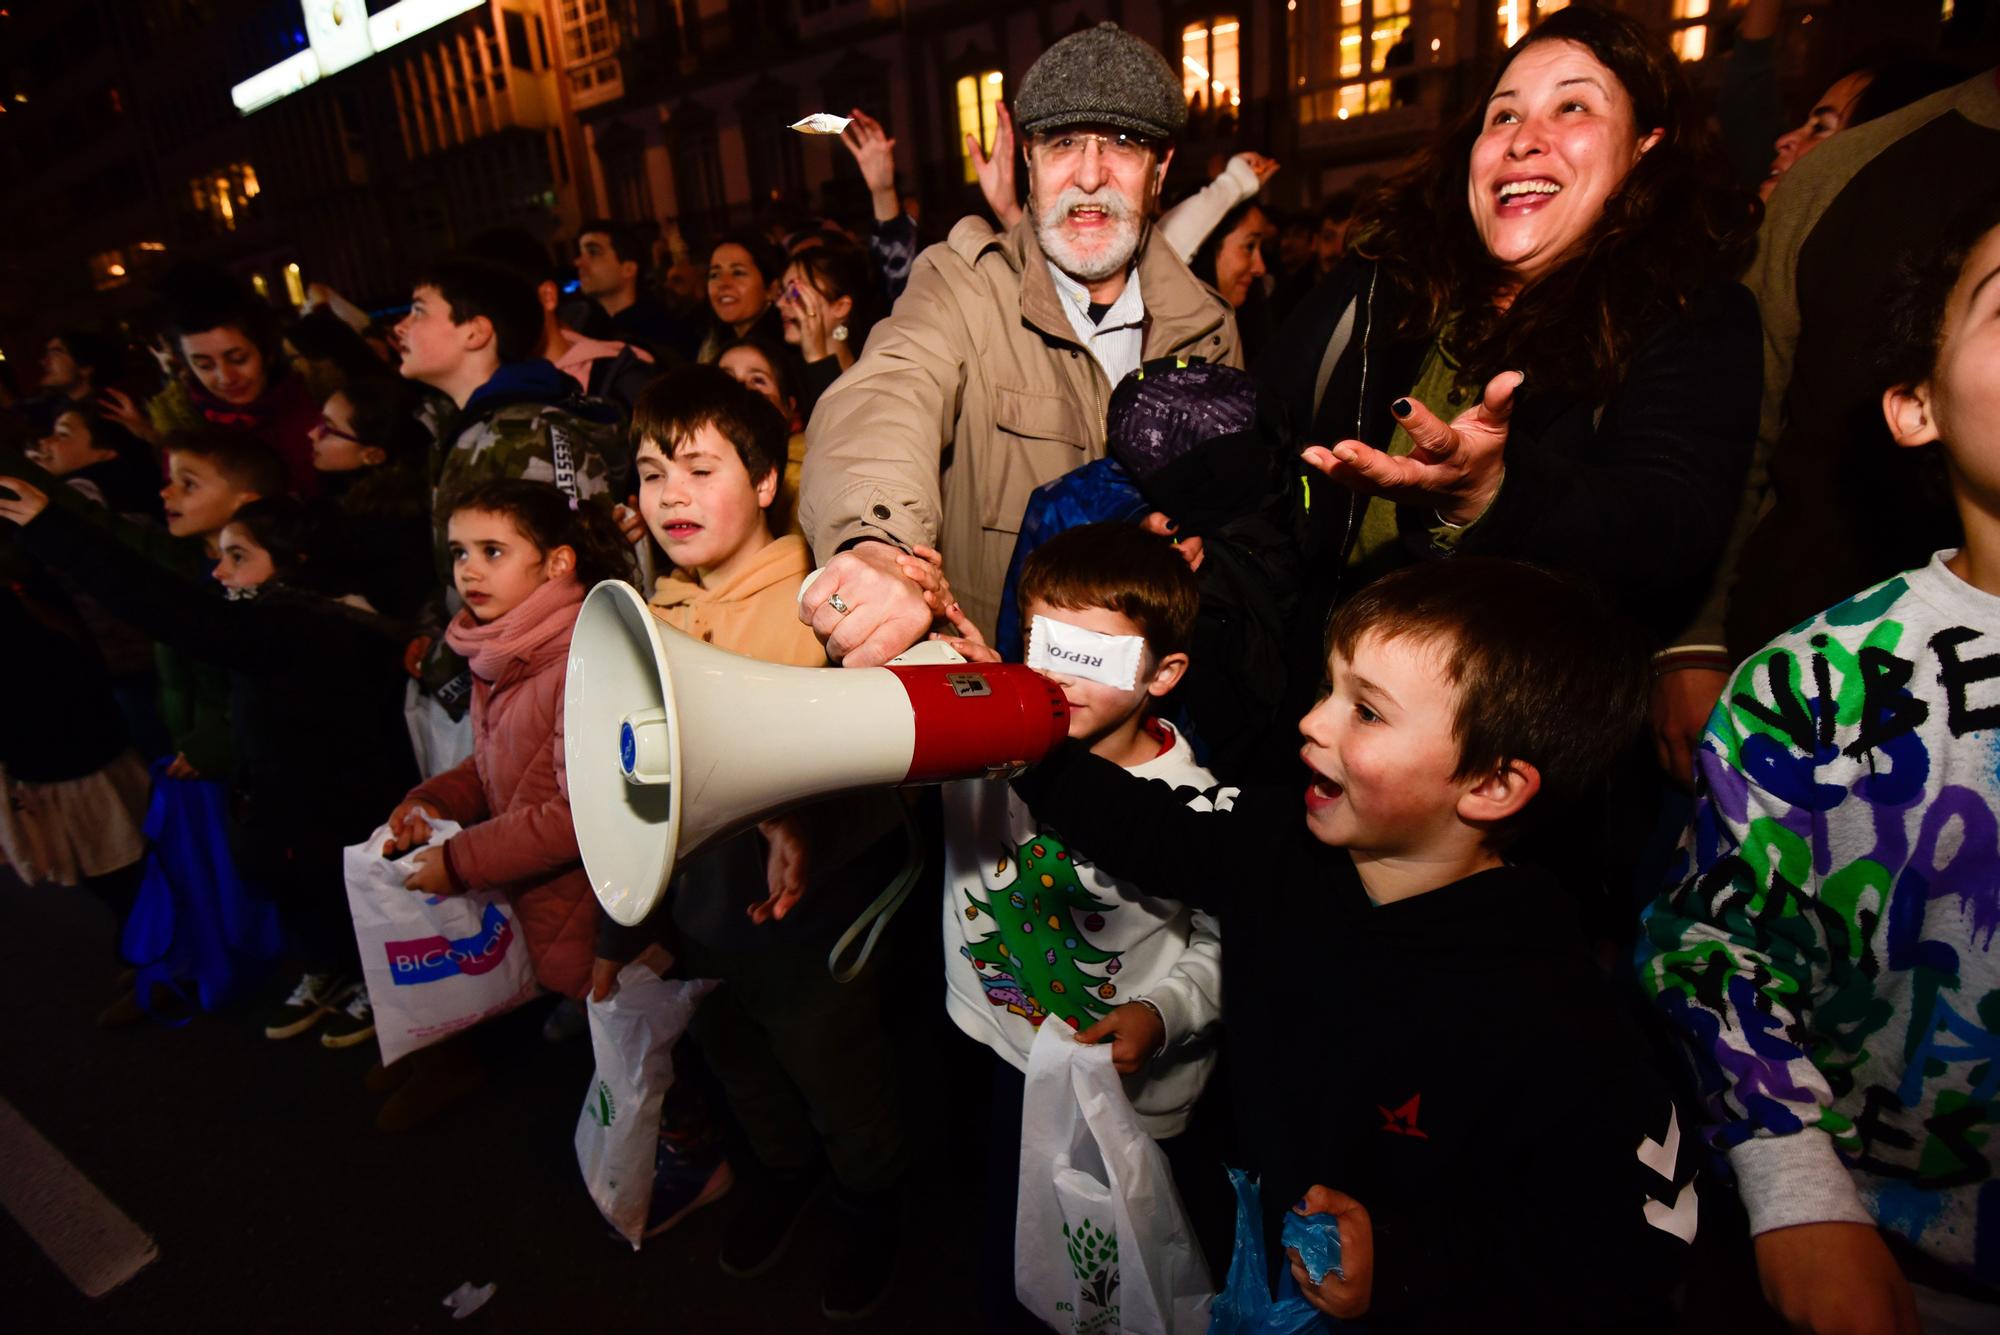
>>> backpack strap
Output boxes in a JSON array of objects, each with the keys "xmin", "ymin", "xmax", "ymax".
[{"xmin": 1311, "ymin": 295, "xmax": 1359, "ymax": 424}]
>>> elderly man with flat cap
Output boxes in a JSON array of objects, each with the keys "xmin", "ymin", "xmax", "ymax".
[{"xmin": 797, "ymin": 22, "xmax": 1241, "ymax": 664}]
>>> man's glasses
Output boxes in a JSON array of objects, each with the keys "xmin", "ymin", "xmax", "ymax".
[{"xmin": 1031, "ymin": 130, "xmax": 1158, "ymax": 169}]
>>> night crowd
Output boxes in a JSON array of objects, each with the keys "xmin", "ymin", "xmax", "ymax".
[{"xmin": 2, "ymin": 5, "xmax": 1998, "ymax": 1332}]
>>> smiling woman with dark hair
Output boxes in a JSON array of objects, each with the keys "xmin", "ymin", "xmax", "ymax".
[{"xmin": 1261, "ymin": 5, "xmax": 1762, "ymax": 645}]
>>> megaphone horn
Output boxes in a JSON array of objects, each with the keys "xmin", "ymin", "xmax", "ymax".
[{"xmin": 564, "ymin": 580, "xmax": 1069, "ymax": 926}]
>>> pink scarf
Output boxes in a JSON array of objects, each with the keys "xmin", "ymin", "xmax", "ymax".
[{"xmin": 444, "ymin": 574, "xmax": 586, "ymax": 682}]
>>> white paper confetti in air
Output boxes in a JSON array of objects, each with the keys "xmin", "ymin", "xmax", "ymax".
[
  {"xmin": 790, "ymin": 113, "xmax": 853, "ymax": 135},
  {"xmin": 443, "ymin": 1281, "xmax": 496, "ymax": 1320}
]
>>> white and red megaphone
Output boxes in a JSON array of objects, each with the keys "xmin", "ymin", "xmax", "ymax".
[{"xmin": 564, "ymin": 579, "xmax": 1068, "ymax": 925}]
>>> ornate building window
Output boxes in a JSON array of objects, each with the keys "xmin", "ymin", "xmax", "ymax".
[
  {"xmin": 955, "ymin": 70, "xmax": 1005, "ymax": 185},
  {"xmin": 1292, "ymin": 0, "xmax": 1416, "ymax": 126}
]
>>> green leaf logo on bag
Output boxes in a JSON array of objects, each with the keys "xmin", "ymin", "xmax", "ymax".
[
  {"xmin": 587, "ymin": 1079, "xmax": 616, "ymax": 1128},
  {"xmin": 1061, "ymin": 1218, "xmax": 1120, "ymax": 1332}
]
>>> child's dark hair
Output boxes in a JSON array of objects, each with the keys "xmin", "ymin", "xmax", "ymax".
[
  {"xmin": 340, "ymin": 374, "xmax": 432, "ymax": 465},
  {"xmin": 718, "ymin": 333, "xmax": 802, "ymax": 413},
  {"xmin": 1325, "ymin": 558, "xmax": 1649, "ymax": 821},
  {"xmin": 53, "ymin": 401, "xmax": 146, "ymax": 461},
  {"xmin": 224, "ymin": 497, "xmax": 314, "ymax": 582},
  {"xmin": 1877, "ymin": 187, "xmax": 2000, "ymax": 393},
  {"xmin": 440, "ymin": 478, "xmax": 629, "ymax": 588},
  {"xmin": 332, "ymin": 376, "xmax": 430, "ymax": 522},
  {"xmin": 53, "ymin": 328, "xmax": 120, "ymax": 381},
  {"xmin": 163, "ymin": 426, "xmax": 288, "ymax": 499},
  {"xmin": 412, "ymin": 258, "xmax": 543, "ymax": 365},
  {"xmin": 629, "ymin": 364, "xmax": 788, "ymax": 515},
  {"xmin": 1018, "ymin": 523, "xmax": 1200, "ymax": 659}
]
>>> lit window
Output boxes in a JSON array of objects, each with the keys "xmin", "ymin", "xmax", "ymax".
[
  {"xmin": 1291, "ymin": 0, "xmax": 1414, "ymax": 126},
  {"xmin": 1496, "ymin": 0, "xmax": 1569, "ymax": 49},
  {"xmin": 1181, "ymin": 18, "xmax": 1242, "ymax": 114},
  {"xmin": 187, "ymin": 163, "xmax": 260, "ymax": 232},
  {"xmin": 955, "ymin": 70, "xmax": 1003, "ymax": 184},
  {"xmin": 1669, "ymin": 0, "xmax": 1710, "ymax": 61},
  {"xmin": 557, "ymin": 0, "xmax": 618, "ymax": 65}
]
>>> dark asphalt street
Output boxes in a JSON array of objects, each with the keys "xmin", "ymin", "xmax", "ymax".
[
  {"xmin": 2, "ymin": 864, "xmax": 1795, "ymax": 1335},
  {"xmin": 1, "ymin": 870, "xmax": 985, "ymax": 1334}
]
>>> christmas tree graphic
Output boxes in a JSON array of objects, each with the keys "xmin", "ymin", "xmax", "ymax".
[{"xmin": 962, "ymin": 834, "xmax": 1124, "ymax": 1029}]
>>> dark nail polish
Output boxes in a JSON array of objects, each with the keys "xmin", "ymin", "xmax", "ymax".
[{"xmin": 1391, "ymin": 398, "xmax": 1412, "ymax": 418}]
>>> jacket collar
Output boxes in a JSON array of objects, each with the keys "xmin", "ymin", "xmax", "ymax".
[
  {"xmin": 462, "ymin": 358, "xmax": 573, "ymax": 418},
  {"xmin": 649, "ymin": 534, "xmax": 810, "ymax": 612},
  {"xmin": 971, "ymin": 217, "xmax": 1226, "ymax": 358}
]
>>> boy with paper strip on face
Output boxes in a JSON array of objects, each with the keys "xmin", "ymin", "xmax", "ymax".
[{"xmin": 934, "ymin": 521, "xmax": 1226, "ymax": 1321}]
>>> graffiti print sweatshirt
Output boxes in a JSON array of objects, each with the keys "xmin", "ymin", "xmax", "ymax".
[{"xmin": 1641, "ymin": 551, "xmax": 2000, "ymax": 1292}]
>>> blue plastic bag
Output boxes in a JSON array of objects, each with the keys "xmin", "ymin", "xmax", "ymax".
[
  {"xmin": 1282, "ymin": 1208, "xmax": 1344, "ymax": 1287},
  {"xmin": 120, "ymin": 762, "xmax": 284, "ymax": 1017},
  {"xmin": 1207, "ymin": 1167, "xmax": 1338, "ymax": 1335}
]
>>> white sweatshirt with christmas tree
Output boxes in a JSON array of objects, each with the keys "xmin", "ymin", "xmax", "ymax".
[{"xmin": 942, "ymin": 722, "xmax": 1223, "ymax": 1138}]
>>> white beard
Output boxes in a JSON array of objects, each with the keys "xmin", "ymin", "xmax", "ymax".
[{"xmin": 1031, "ymin": 184, "xmax": 1145, "ymax": 284}]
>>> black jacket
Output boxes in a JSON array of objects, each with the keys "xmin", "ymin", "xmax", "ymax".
[
  {"xmin": 1013, "ymin": 745, "xmax": 1698, "ymax": 1334},
  {"xmin": 0, "ymin": 580, "xmax": 130, "ymax": 783},
  {"xmin": 21, "ymin": 507, "xmax": 415, "ymax": 870},
  {"xmin": 1257, "ymin": 259, "xmax": 1761, "ymax": 643}
]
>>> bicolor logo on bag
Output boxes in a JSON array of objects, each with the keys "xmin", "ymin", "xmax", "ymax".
[{"xmin": 384, "ymin": 902, "xmax": 517, "ymax": 984}]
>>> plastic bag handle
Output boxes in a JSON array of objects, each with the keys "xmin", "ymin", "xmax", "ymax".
[{"xmin": 825, "ymin": 806, "xmax": 923, "ymax": 984}]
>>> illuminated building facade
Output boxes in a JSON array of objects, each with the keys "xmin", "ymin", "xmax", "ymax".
[{"xmin": 0, "ymin": 0, "xmax": 1886, "ymax": 350}]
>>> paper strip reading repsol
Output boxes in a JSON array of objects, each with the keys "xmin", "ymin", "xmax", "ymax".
[{"xmin": 1025, "ymin": 615, "xmax": 1146, "ymax": 691}]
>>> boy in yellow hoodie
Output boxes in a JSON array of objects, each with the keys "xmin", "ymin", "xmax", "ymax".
[{"xmin": 613, "ymin": 365, "xmax": 911, "ymax": 1321}]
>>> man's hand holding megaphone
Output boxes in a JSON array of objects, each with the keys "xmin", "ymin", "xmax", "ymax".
[{"xmin": 798, "ymin": 540, "xmax": 939, "ymax": 667}]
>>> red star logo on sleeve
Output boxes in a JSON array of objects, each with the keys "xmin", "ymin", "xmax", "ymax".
[{"xmin": 1378, "ymin": 1093, "xmax": 1428, "ymax": 1138}]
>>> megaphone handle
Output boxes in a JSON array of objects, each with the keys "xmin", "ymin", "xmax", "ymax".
[{"xmin": 825, "ymin": 808, "xmax": 925, "ymax": 984}]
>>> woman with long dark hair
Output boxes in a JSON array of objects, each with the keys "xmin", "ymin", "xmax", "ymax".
[
  {"xmin": 1261, "ymin": 5, "xmax": 1762, "ymax": 642},
  {"xmin": 776, "ymin": 239, "xmax": 885, "ymax": 421},
  {"xmin": 1190, "ymin": 197, "xmax": 1275, "ymax": 361}
]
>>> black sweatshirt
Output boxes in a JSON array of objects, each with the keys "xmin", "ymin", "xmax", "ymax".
[{"xmin": 1013, "ymin": 745, "xmax": 1697, "ymax": 1333}]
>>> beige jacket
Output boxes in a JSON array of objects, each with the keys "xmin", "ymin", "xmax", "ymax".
[
  {"xmin": 799, "ymin": 215, "xmax": 1240, "ymax": 636},
  {"xmin": 646, "ymin": 534, "xmax": 825, "ymax": 667}
]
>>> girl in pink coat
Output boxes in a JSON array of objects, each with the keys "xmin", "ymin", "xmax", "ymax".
[{"xmin": 386, "ymin": 480, "xmax": 628, "ymax": 1002}]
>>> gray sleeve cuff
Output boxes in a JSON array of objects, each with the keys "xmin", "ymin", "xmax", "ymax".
[{"xmin": 1727, "ymin": 1131, "xmax": 1874, "ymax": 1236}]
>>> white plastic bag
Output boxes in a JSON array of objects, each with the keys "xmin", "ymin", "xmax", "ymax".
[
  {"xmin": 575, "ymin": 963, "xmax": 717, "ymax": 1248},
  {"xmin": 1016, "ymin": 1022, "xmax": 1213, "ymax": 1335},
  {"xmin": 403, "ymin": 678, "xmax": 475, "ymax": 779},
  {"xmin": 343, "ymin": 820, "xmax": 541, "ymax": 1065}
]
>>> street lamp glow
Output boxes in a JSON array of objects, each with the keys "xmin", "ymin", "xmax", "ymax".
[{"xmin": 231, "ymin": 0, "xmax": 483, "ymax": 116}]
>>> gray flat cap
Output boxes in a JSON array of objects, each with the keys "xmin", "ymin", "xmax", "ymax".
[{"xmin": 1014, "ymin": 22, "xmax": 1187, "ymax": 141}]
